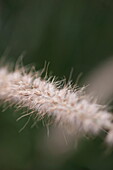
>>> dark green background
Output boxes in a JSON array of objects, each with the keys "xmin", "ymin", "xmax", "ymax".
[{"xmin": 0, "ymin": 0, "xmax": 113, "ymax": 169}]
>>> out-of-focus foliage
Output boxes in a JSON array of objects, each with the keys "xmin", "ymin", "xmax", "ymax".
[{"xmin": 1, "ymin": 0, "xmax": 113, "ymax": 169}]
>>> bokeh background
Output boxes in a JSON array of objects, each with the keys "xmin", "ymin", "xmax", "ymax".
[{"xmin": 1, "ymin": 0, "xmax": 113, "ymax": 170}]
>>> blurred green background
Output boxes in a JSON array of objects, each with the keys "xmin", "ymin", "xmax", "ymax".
[{"xmin": 1, "ymin": 0, "xmax": 113, "ymax": 169}]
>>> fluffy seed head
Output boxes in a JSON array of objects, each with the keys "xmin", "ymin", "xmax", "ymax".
[{"xmin": 0, "ymin": 65, "xmax": 113, "ymax": 145}]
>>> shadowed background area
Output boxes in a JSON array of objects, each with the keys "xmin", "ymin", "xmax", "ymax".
[{"xmin": 1, "ymin": 0, "xmax": 113, "ymax": 170}]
